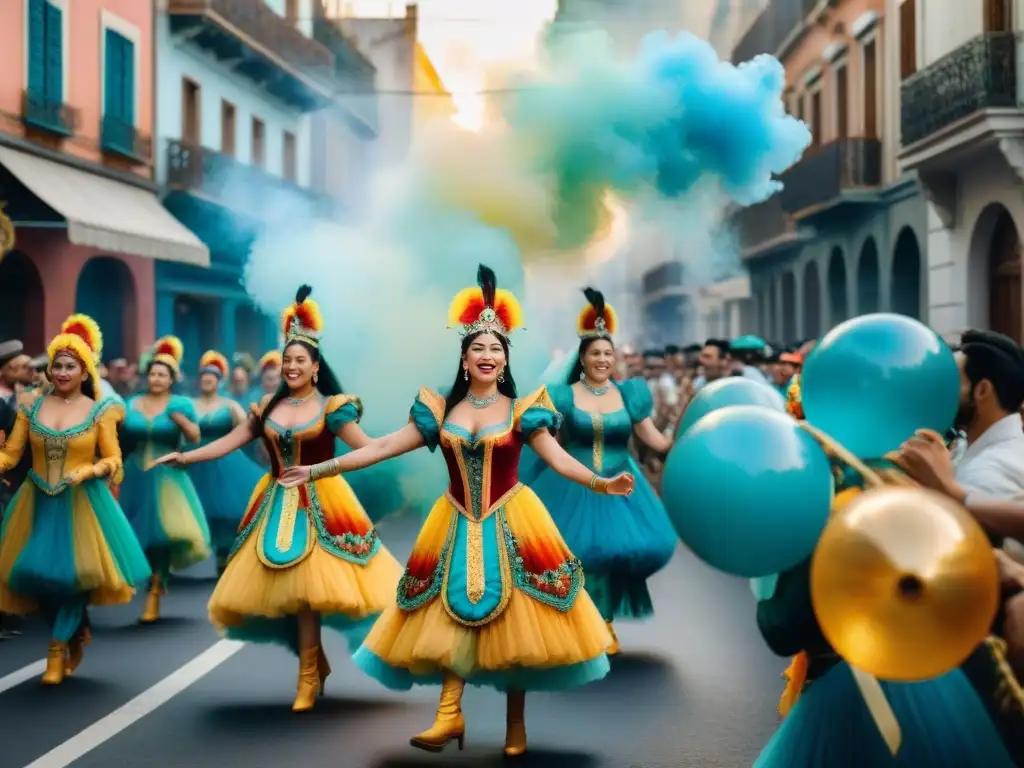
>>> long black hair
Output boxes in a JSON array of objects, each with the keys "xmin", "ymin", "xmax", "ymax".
[
  {"xmin": 567, "ymin": 287, "xmax": 615, "ymax": 384},
  {"xmin": 443, "ymin": 265, "xmax": 518, "ymax": 417},
  {"xmin": 258, "ymin": 286, "xmax": 344, "ymax": 432}
]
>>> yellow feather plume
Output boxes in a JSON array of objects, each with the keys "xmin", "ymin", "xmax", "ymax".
[
  {"xmin": 153, "ymin": 335, "xmax": 184, "ymax": 364},
  {"xmin": 282, "ymin": 297, "xmax": 324, "ymax": 337},
  {"xmin": 446, "ymin": 287, "xmax": 525, "ymax": 335},
  {"xmin": 259, "ymin": 350, "xmax": 282, "ymax": 370},
  {"xmin": 47, "ymin": 313, "xmax": 102, "ymax": 392},
  {"xmin": 59, "ymin": 313, "xmax": 104, "ymax": 359},
  {"xmin": 576, "ymin": 302, "xmax": 618, "ymax": 337},
  {"xmin": 198, "ymin": 350, "xmax": 229, "ymax": 377}
]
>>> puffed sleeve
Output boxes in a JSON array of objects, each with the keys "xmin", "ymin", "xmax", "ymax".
[
  {"xmin": 166, "ymin": 394, "xmax": 197, "ymax": 420},
  {"xmin": 324, "ymin": 394, "xmax": 364, "ymax": 435},
  {"xmin": 409, "ymin": 388, "xmax": 444, "ymax": 452},
  {"xmin": 513, "ymin": 386, "xmax": 563, "ymax": 439},
  {"xmin": 0, "ymin": 409, "xmax": 30, "ymax": 472},
  {"xmin": 93, "ymin": 400, "xmax": 126, "ymax": 485},
  {"xmin": 546, "ymin": 383, "xmax": 574, "ymax": 418},
  {"xmin": 619, "ymin": 377, "xmax": 654, "ymax": 424}
]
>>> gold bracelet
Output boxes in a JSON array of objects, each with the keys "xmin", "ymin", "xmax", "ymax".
[
  {"xmin": 589, "ymin": 474, "xmax": 600, "ymax": 491},
  {"xmin": 310, "ymin": 458, "xmax": 337, "ymax": 482}
]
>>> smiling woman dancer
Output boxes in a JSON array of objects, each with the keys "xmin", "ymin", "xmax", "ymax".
[
  {"xmin": 279, "ymin": 266, "xmax": 632, "ymax": 757},
  {"xmin": 153, "ymin": 287, "xmax": 402, "ymax": 712},
  {"xmin": 529, "ymin": 288, "xmax": 677, "ymax": 653},
  {"xmin": 0, "ymin": 315, "xmax": 150, "ymax": 684}
]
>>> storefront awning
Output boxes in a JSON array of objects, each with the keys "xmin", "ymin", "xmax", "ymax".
[{"xmin": 0, "ymin": 146, "xmax": 209, "ymax": 267}]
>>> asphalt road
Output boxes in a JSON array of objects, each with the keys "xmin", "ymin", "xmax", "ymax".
[{"xmin": 0, "ymin": 513, "xmax": 786, "ymax": 768}]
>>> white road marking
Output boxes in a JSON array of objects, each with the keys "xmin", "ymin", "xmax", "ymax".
[
  {"xmin": 23, "ymin": 639, "xmax": 244, "ymax": 768},
  {"xmin": 0, "ymin": 660, "xmax": 46, "ymax": 695}
]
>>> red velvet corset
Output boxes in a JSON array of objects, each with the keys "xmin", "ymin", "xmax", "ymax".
[
  {"xmin": 440, "ymin": 427, "xmax": 524, "ymax": 520},
  {"xmin": 264, "ymin": 422, "xmax": 336, "ymax": 478}
]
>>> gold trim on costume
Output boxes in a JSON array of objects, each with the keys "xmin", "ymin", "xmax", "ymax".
[
  {"xmin": 440, "ymin": 508, "xmax": 513, "ymax": 627},
  {"xmin": 254, "ymin": 484, "xmax": 316, "ymax": 570},
  {"xmin": 466, "ymin": 519, "xmax": 485, "ymax": 604},
  {"xmin": 987, "ymin": 636, "xmax": 1024, "ymax": 713},
  {"xmin": 445, "ymin": 483, "xmax": 523, "ymax": 523},
  {"xmin": 276, "ymin": 486, "xmax": 300, "ymax": 551},
  {"xmin": 590, "ymin": 413, "xmax": 605, "ymax": 473}
]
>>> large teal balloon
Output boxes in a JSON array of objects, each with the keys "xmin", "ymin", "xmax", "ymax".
[
  {"xmin": 676, "ymin": 377, "xmax": 786, "ymax": 438},
  {"xmin": 662, "ymin": 405, "xmax": 833, "ymax": 578},
  {"xmin": 801, "ymin": 314, "xmax": 959, "ymax": 460}
]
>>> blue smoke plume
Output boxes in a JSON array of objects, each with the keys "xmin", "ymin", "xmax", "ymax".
[{"xmin": 243, "ymin": 24, "xmax": 808, "ymax": 520}]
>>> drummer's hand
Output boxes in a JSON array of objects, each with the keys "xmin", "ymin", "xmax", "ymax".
[
  {"xmin": 150, "ymin": 452, "xmax": 187, "ymax": 469},
  {"xmin": 604, "ymin": 472, "xmax": 635, "ymax": 497},
  {"xmin": 279, "ymin": 466, "xmax": 311, "ymax": 488},
  {"xmin": 896, "ymin": 430, "xmax": 962, "ymax": 498}
]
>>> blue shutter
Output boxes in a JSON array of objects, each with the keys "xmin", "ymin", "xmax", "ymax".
[
  {"xmin": 121, "ymin": 36, "xmax": 135, "ymax": 124},
  {"xmin": 43, "ymin": 2, "xmax": 62, "ymax": 101},
  {"xmin": 104, "ymin": 29, "xmax": 121, "ymax": 118},
  {"xmin": 27, "ymin": 0, "xmax": 46, "ymax": 94}
]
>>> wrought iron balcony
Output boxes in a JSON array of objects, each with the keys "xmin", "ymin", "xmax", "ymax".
[
  {"xmin": 101, "ymin": 115, "xmax": 152, "ymax": 163},
  {"xmin": 731, "ymin": 0, "xmax": 817, "ymax": 63},
  {"xmin": 167, "ymin": 0, "xmax": 336, "ymax": 112},
  {"xmin": 778, "ymin": 138, "xmax": 882, "ymax": 216},
  {"xmin": 166, "ymin": 140, "xmax": 328, "ymax": 221},
  {"xmin": 901, "ymin": 32, "xmax": 1017, "ymax": 147},
  {"xmin": 728, "ymin": 195, "xmax": 799, "ymax": 259},
  {"xmin": 21, "ymin": 90, "xmax": 77, "ymax": 137}
]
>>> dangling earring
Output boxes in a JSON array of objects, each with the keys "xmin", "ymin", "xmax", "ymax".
[
  {"xmin": 579, "ymin": 371, "xmax": 586, "ymax": 382},
  {"xmin": 463, "ymin": 368, "xmax": 469, "ymax": 381},
  {"xmin": 313, "ymin": 372, "xmax": 318, "ymax": 384},
  {"xmin": 498, "ymin": 370, "xmax": 505, "ymax": 383}
]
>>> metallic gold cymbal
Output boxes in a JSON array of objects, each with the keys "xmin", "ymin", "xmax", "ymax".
[{"xmin": 811, "ymin": 486, "xmax": 999, "ymax": 682}]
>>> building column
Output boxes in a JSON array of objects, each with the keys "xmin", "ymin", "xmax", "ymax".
[
  {"xmin": 156, "ymin": 290, "xmax": 175, "ymax": 341},
  {"xmin": 220, "ymin": 299, "xmax": 238, "ymax": 358}
]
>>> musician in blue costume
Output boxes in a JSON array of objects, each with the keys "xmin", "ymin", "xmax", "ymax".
[
  {"xmin": 753, "ymin": 377, "xmax": 1015, "ymax": 767},
  {"xmin": 529, "ymin": 289, "xmax": 675, "ymax": 652},
  {"xmin": 187, "ymin": 351, "xmax": 263, "ymax": 574},
  {"xmin": 119, "ymin": 336, "xmax": 211, "ymax": 623}
]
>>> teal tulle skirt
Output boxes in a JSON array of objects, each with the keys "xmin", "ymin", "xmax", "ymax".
[
  {"xmin": 530, "ymin": 454, "xmax": 676, "ymax": 621},
  {"xmin": 187, "ymin": 451, "xmax": 263, "ymax": 553},
  {"xmin": 0, "ymin": 476, "xmax": 151, "ymax": 605},
  {"xmin": 120, "ymin": 457, "xmax": 211, "ymax": 575},
  {"xmin": 755, "ymin": 662, "xmax": 1015, "ymax": 766}
]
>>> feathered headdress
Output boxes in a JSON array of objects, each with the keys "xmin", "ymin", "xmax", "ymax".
[
  {"xmin": 151, "ymin": 335, "xmax": 184, "ymax": 378},
  {"xmin": 198, "ymin": 350, "xmax": 229, "ymax": 378},
  {"xmin": 577, "ymin": 287, "xmax": 618, "ymax": 339},
  {"xmin": 786, "ymin": 374, "xmax": 804, "ymax": 420},
  {"xmin": 259, "ymin": 350, "xmax": 282, "ymax": 371},
  {"xmin": 282, "ymin": 285, "xmax": 323, "ymax": 348},
  {"xmin": 47, "ymin": 314, "xmax": 103, "ymax": 389},
  {"xmin": 447, "ymin": 265, "xmax": 524, "ymax": 340},
  {"xmin": 232, "ymin": 351, "xmax": 255, "ymax": 373}
]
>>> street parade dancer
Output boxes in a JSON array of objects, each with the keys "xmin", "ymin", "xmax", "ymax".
[
  {"xmin": 528, "ymin": 288, "xmax": 676, "ymax": 652},
  {"xmin": 187, "ymin": 351, "xmax": 263, "ymax": 574},
  {"xmin": 278, "ymin": 266, "xmax": 633, "ymax": 757},
  {"xmin": 153, "ymin": 287, "xmax": 402, "ymax": 712},
  {"xmin": 120, "ymin": 336, "xmax": 211, "ymax": 623},
  {"xmin": 0, "ymin": 315, "xmax": 150, "ymax": 684}
]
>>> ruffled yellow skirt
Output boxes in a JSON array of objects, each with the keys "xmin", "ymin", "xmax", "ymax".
[
  {"xmin": 355, "ymin": 486, "xmax": 612, "ymax": 690},
  {"xmin": 208, "ymin": 474, "xmax": 402, "ymax": 648}
]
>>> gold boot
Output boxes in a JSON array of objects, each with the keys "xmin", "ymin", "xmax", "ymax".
[
  {"xmin": 606, "ymin": 621, "xmax": 621, "ymax": 655},
  {"xmin": 504, "ymin": 689, "xmax": 527, "ymax": 756},
  {"xmin": 67, "ymin": 626, "xmax": 92, "ymax": 675},
  {"xmin": 141, "ymin": 575, "xmax": 161, "ymax": 623},
  {"xmin": 292, "ymin": 647, "xmax": 320, "ymax": 712},
  {"xmin": 410, "ymin": 672, "xmax": 465, "ymax": 752},
  {"xmin": 42, "ymin": 641, "xmax": 68, "ymax": 685},
  {"xmin": 316, "ymin": 645, "xmax": 331, "ymax": 696}
]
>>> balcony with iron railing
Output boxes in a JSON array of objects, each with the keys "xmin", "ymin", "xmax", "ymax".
[
  {"xmin": 728, "ymin": 195, "xmax": 799, "ymax": 259},
  {"xmin": 167, "ymin": 0, "xmax": 336, "ymax": 111},
  {"xmin": 778, "ymin": 138, "xmax": 882, "ymax": 216},
  {"xmin": 166, "ymin": 139, "xmax": 328, "ymax": 222},
  {"xmin": 901, "ymin": 32, "xmax": 1018, "ymax": 147},
  {"xmin": 21, "ymin": 90, "xmax": 77, "ymax": 137},
  {"xmin": 101, "ymin": 115, "xmax": 152, "ymax": 163}
]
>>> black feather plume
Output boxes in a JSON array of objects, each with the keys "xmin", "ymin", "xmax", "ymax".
[
  {"xmin": 583, "ymin": 287, "xmax": 606, "ymax": 319},
  {"xmin": 296, "ymin": 285, "xmax": 313, "ymax": 304},
  {"xmin": 477, "ymin": 265, "xmax": 497, "ymax": 307}
]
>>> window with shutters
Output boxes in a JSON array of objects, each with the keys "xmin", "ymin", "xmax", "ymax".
[
  {"xmin": 101, "ymin": 28, "xmax": 138, "ymax": 157},
  {"xmin": 252, "ymin": 118, "xmax": 266, "ymax": 168},
  {"xmin": 900, "ymin": 0, "xmax": 917, "ymax": 79},
  {"xmin": 984, "ymin": 0, "xmax": 1011, "ymax": 32},
  {"xmin": 835, "ymin": 63, "xmax": 849, "ymax": 139},
  {"xmin": 862, "ymin": 38, "xmax": 878, "ymax": 138},
  {"xmin": 25, "ymin": 0, "xmax": 70, "ymax": 135},
  {"xmin": 283, "ymin": 131, "xmax": 297, "ymax": 182}
]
